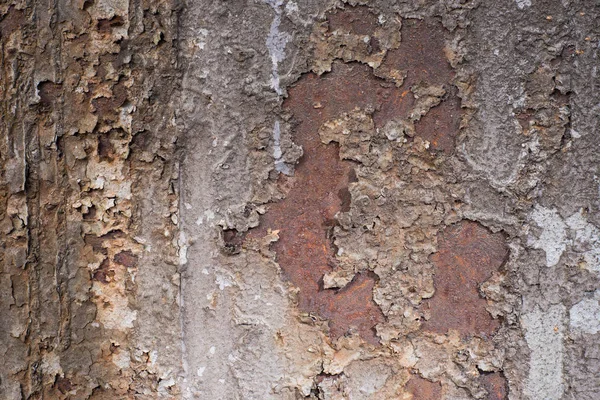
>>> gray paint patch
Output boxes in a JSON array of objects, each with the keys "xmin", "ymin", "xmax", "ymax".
[
  {"xmin": 522, "ymin": 304, "xmax": 565, "ymax": 400},
  {"xmin": 566, "ymin": 210, "xmax": 600, "ymax": 273},
  {"xmin": 529, "ymin": 206, "xmax": 567, "ymax": 267},
  {"xmin": 570, "ymin": 291, "xmax": 600, "ymax": 335}
]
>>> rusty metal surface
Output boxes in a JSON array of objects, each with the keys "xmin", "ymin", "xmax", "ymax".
[
  {"xmin": 327, "ymin": 6, "xmax": 379, "ymax": 37},
  {"xmin": 382, "ymin": 18, "xmax": 459, "ymax": 154},
  {"xmin": 405, "ymin": 375, "xmax": 443, "ymax": 400},
  {"xmin": 248, "ymin": 13, "xmax": 462, "ymax": 345},
  {"xmin": 415, "ymin": 92, "xmax": 461, "ymax": 154},
  {"xmin": 381, "ymin": 18, "xmax": 454, "ymax": 89},
  {"xmin": 423, "ymin": 221, "xmax": 508, "ymax": 337},
  {"xmin": 481, "ymin": 372, "xmax": 508, "ymax": 400}
]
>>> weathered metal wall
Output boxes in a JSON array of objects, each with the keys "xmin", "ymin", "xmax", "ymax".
[{"xmin": 2, "ymin": 0, "xmax": 600, "ymax": 399}]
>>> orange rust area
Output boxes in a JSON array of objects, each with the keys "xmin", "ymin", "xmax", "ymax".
[
  {"xmin": 424, "ymin": 221, "xmax": 508, "ymax": 337},
  {"xmin": 249, "ymin": 11, "xmax": 459, "ymax": 344},
  {"xmin": 405, "ymin": 375, "xmax": 442, "ymax": 400}
]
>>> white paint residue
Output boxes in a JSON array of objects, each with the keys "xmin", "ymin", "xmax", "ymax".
[
  {"xmin": 265, "ymin": 0, "xmax": 289, "ymax": 96},
  {"xmin": 178, "ymin": 231, "xmax": 189, "ymax": 265},
  {"xmin": 197, "ymin": 366, "xmax": 206, "ymax": 377},
  {"xmin": 570, "ymin": 129, "xmax": 581, "ymax": 139},
  {"xmin": 570, "ymin": 291, "xmax": 600, "ymax": 334},
  {"xmin": 522, "ymin": 304, "xmax": 565, "ymax": 400},
  {"xmin": 265, "ymin": 0, "xmax": 293, "ymax": 175},
  {"xmin": 196, "ymin": 209, "xmax": 216, "ymax": 226},
  {"xmin": 215, "ymin": 274, "xmax": 233, "ymax": 290},
  {"xmin": 529, "ymin": 206, "xmax": 567, "ymax": 267},
  {"xmin": 272, "ymin": 120, "xmax": 291, "ymax": 174},
  {"xmin": 112, "ymin": 350, "xmax": 131, "ymax": 370},
  {"xmin": 516, "ymin": 0, "xmax": 532, "ymax": 9},
  {"xmin": 149, "ymin": 350, "xmax": 159, "ymax": 366},
  {"xmin": 530, "ymin": 206, "xmax": 600, "ymax": 271}
]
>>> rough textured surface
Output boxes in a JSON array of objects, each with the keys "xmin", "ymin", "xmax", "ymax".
[{"xmin": 2, "ymin": 0, "xmax": 600, "ymax": 399}]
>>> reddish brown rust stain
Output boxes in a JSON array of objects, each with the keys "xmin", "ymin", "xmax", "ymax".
[
  {"xmin": 38, "ymin": 81, "xmax": 63, "ymax": 107},
  {"xmin": 0, "ymin": 6, "xmax": 25, "ymax": 38},
  {"xmin": 53, "ymin": 376, "xmax": 73, "ymax": 395},
  {"xmin": 480, "ymin": 372, "xmax": 508, "ymax": 400},
  {"xmin": 423, "ymin": 221, "xmax": 508, "ymax": 337},
  {"xmin": 415, "ymin": 93, "xmax": 461, "ymax": 154},
  {"xmin": 93, "ymin": 259, "xmax": 114, "ymax": 284},
  {"xmin": 222, "ymin": 228, "xmax": 246, "ymax": 255},
  {"xmin": 382, "ymin": 18, "xmax": 459, "ymax": 154},
  {"xmin": 327, "ymin": 6, "xmax": 379, "ymax": 37},
  {"xmin": 249, "ymin": 12, "xmax": 459, "ymax": 344},
  {"xmin": 381, "ymin": 18, "xmax": 454, "ymax": 89},
  {"xmin": 113, "ymin": 250, "xmax": 137, "ymax": 268},
  {"xmin": 405, "ymin": 375, "xmax": 443, "ymax": 400}
]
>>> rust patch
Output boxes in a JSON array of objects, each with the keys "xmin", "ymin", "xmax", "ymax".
[
  {"xmin": 423, "ymin": 221, "xmax": 508, "ymax": 337},
  {"xmin": 97, "ymin": 16, "xmax": 125, "ymax": 34},
  {"xmin": 249, "ymin": 14, "xmax": 460, "ymax": 344},
  {"xmin": 251, "ymin": 62, "xmax": 392, "ymax": 344},
  {"xmin": 113, "ymin": 250, "xmax": 137, "ymax": 268},
  {"xmin": 380, "ymin": 18, "xmax": 454, "ymax": 89},
  {"xmin": 327, "ymin": 6, "xmax": 378, "ymax": 37},
  {"xmin": 382, "ymin": 18, "xmax": 459, "ymax": 154},
  {"xmin": 319, "ymin": 272, "xmax": 383, "ymax": 341},
  {"xmin": 54, "ymin": 376, "xmax": 73, "ymax": 395},
  {"xmin": 93, "ymin": 259, "xmax": 114, "ymax": 284},
  {"xmin": 480, "ymin": 372, "xmax": 508, "ymax": 400},
  {"xmin": 405, "ymin": 375, "xmax": 442, "ymax": 400},
  {"xmin": 0, "ymin": 6, "xmax": 25, "ymax": 37},
  {"xmin": 414, "ymin": 91, "xmax": 461, "ymax": 154},
  {"xmin": 38, "ymin": 81, "xmax": 63, "ymax": 107},
  {"xmin": 222, "ymin": 228, "xmax": 246, "ymax": 255},
  {"xmin": 91, "ymin": 80, "xmax": 128, "ymax": 118}
]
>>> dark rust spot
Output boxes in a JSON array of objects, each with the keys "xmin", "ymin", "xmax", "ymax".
[
  {"xmin": 84, "ymin": 230, "xmax": 126, "ymax": 255},
  {"xmin": 480, "ymin": 372, "xmax": 508, "ymax": 400},
  {"xmin": 113, "ymin": 250, "xmax": 137, "ymax": 268},
  {"xmin": 97, "ymin": 16, "xmax": 124, "ymax": 34},
  {"xmin": 91, "ymin": 81, "xmax": 128, "ymax": 118},
  {"xmin": 93, "ymin": 259, "xmax": 114, "ymax": 284},
  {"xmin": 54, "ymin": 376, "xmax": 73, "ymax": 394},
  {"xmin": 222, "ymin": 229, "xmax": 246, "ymax": 255},
  {"xmin": 423, "ymin": 221, "xmax": 508, "ymax": 337},
  {"xmin": 38, "ymin": 81, "xmax": 63, "ymax": 107},
  {"xmin": 82, "ymin": 205, "xmax": 97, "ymax": 220},
  {"xmin": 383, "ymin": 18, "xmax": 459, "ymax": 154},
  {"xmin": 405, "ymin": 375, "xmax": 442, "ymax": 400},
  {"xmin": 516, "ymin": 109, "xmax": 534, "ymax": 132},
  {"xmin": 319, "ymin": 272, "xmax": 383, "ymax": 340},
  {"xmin": 98, "ymin": 134, "xmax": 115, "ymax": 160}
]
